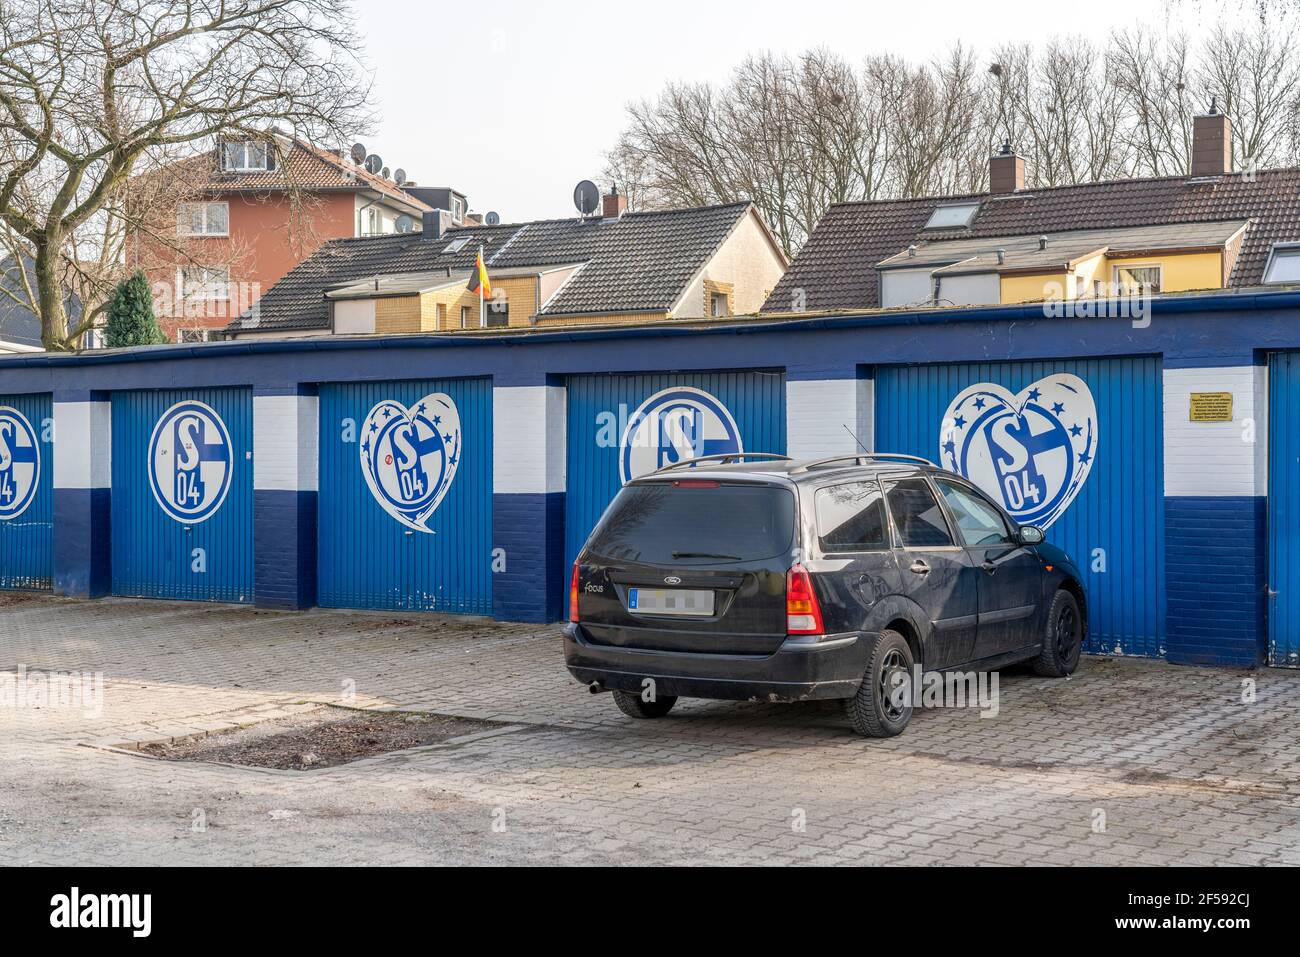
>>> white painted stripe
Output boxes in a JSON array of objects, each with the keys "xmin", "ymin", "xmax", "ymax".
[
  {"xmin": 253, "ymin": 395, "xmax": 319, "ymax": 491},
  {"xmin": 785, "ymin": 378, "xmax": 874, "ymax": 461},
  {"xmin": 52, "ymin": 401, "xmax": 111, "ymax": 489},
  {"xmin": 493, "ymin": 385, "xmax": 566, "ymax": 494},
  {"xmin": 1163, "ymin": 366, "xmax": 1265, "ymax": 497}
]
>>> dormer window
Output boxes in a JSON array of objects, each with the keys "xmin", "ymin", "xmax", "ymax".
[
  {"xmin": 924, "ymin": 203, "xmax": 980, "ymax": 230},
  {"xmin": 1264, "ymin": 243, "xmax": 1300, "ymax": 284},
  {"xmin": 222, "ymin": 139, "xmax": 270, "ymax": 172}
]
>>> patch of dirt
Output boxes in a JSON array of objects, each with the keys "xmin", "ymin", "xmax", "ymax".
[
  {"xmin": 0, "ymin": 591, "xmax": 47, "ymax": 608},
  {"xmin": 139, "ymin": 707, "xmax": 506, "ymax": 770}
]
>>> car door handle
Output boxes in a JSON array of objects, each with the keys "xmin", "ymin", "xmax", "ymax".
[
  {"xmin": 909, "ymin": 560, "xmax": 931, "ymax": 576},
  {"xmin": 981, "ymin": 561, "xmax": 997, "ymax": 574}
]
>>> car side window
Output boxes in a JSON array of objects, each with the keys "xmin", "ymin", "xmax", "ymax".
[
  {"xmin": 816, "ymin": 481, "xmax": 889, "ymax": 552},
  {"xmin": 934, "ymin": 479, "xmax": 1014, "ymax": 547},
  {"xmin": 884, "ymin": 478, "xmax": 954, "ymax": 548}
]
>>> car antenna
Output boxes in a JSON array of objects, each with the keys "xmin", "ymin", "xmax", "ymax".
[{"xmin": 843, "ymin": 424, "xmax": 871, "ymax": 453}]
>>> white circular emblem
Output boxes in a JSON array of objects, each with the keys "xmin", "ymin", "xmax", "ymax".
[
  {"xmin": 619, "ymin": 386, "xmax": 743, "ymax": 484},
  {"xmin": 148, "ymin": 400, "xmax": 234, "ymax": 523},
  {"xmin": 0, "ymin": 407, "xmax": 41, "ymax": 521}
]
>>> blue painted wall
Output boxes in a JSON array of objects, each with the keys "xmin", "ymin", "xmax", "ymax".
[
  {"xmin": 1269, "ymin": 351, "xmax": 1300, "ymax": 667},
  {"xmin": 317, "ymin": 378, "xmax": 492, "ymax": 614}
]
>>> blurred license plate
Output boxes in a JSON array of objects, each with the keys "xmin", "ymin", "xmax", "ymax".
[{"xmin": 628, "ymin": 587, "xmax": 714, "ymax": 617}]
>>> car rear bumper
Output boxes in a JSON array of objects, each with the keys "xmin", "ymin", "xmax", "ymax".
[{"xmin": 564, "ymin": 623, "xmax": 870, "ymax": 702}]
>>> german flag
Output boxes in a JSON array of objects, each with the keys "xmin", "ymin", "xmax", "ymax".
[{"xmin": 467, "ymin": 247, "xmax": 492, "ymax": 299}]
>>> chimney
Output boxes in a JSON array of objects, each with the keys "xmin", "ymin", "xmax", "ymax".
[
  {"xmin": 603, "ymin": 184, "xmax": 628, "ymax": 218},
  {"xmin": 989, "ymin": 140, "xmax": 1025, "ymax": 194},
  {"xmin": 1191, "ymin": 99, "xmax": 1232, "ymax": 176},
  {"xmin": 420, "ymin": 210, "xmax": 450, "ymax": 241}
]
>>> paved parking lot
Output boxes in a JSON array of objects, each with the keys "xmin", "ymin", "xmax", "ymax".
[{"xmin": 2, "ymin": 592, "xmax": 1299, "ymax": 865}]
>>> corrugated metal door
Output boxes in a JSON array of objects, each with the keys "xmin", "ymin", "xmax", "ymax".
[
  {"xmin": 1269, "ymin": 352, "xmax": 1300, "ymax": 667},
  {"xmin": 565, "ymin": 370, "xmax": 786, "ymax": 567},
  {"xmin": 0, "ymin": 392, "xmax": 53, "ymax": 590},
  {"xmin": 111, "ymin": 388, "xmax": 253, "ymax": 602},
  {"xmin": 876, "ymin": 357, "xmax": 1165, "ymax": 658},
  {"xmin": 318, "ymin": 378, "xmax": 492, "ymax": 614}
]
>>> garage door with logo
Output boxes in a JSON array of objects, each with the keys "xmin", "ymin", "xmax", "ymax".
[
  {"xmin": 318, "ymin": 378, "xmax": 492, "ymax": 614},
  {"xmin": 565, "ymin": 370, "xmax": 786, "ymax": 568},
  {"xmin": 1268, "ymin": 352, "xmax": 1300, "ymax": 668},
  {"xmin": 111, "ymin": 388, "xmax": 253, "ymax": 602},
  {"xmin": 0, "ymin": 392, "xmax": 53, "ymax": 590},
  {"xmin": 875, "ymin": 358, "xmax": 1164, "ymax": 657}
]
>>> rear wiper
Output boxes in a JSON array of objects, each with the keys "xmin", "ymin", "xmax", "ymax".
[{"xmin": 671, "ymin": 551, "xmax": 741, "ymax": 561}]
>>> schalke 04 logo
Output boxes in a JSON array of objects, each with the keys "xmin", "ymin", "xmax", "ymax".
[
  {"xmin": 148, "ymin": 400, "xmax": 234, "ymax": 523},
  {"xmin": 360, "ymin": 393, "xmax": 462, "ymax": 533},
  {"xmin": 619, "ymin": 386, "xmax": 743, "ymax": 484},
  {"xmin": 939, "ymin": 374, "xmax": 1098, "ymax": 530},
  {"xmin": 0, "ymin": 407, "xmax": 41, "ymax": 521}
]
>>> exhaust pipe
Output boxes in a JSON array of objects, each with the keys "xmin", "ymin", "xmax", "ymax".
[{"xmin": 588, "ymin": 680, "xmax": 605, "ymax": 694}]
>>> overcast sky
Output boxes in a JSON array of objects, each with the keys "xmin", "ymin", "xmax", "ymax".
[{"xmin": 359, "ymin": 0, "xmax": 1227, "ymax": 222}]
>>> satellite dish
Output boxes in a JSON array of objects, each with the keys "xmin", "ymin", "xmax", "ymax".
[
  {"xmin": 394, "ymin": 168, "xmax": 407, "ymax": 186},
  {"xmin": 574, "ymin": 180, "xmax": 600, "ymax": 216},
  {"xmin": 364, "ymin": 154, "xmax": 383, "ymax": 175},
  {"xmin": 395, "ymin": 214, "xmax": 414, "ymax": 234},
  {"xmin": 485, "ymin": 211, "xmax": 501, "ymax": 226},
  {"xmin": 349, "ymin": 143, "xmax": 367, "ymax": 164},
  {"xmin": 381, "ymin": 166, "xmax": 390, "ymax": 179}
]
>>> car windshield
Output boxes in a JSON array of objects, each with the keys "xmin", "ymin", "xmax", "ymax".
[{"xmin": 585, "ymin": 481, "xmax": 796, "ymax": 565}]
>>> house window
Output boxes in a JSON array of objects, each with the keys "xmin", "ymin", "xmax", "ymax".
[
  {"xmin": 223, "ymin": 139, "xmax": 269, "ymax": 171},
  {"xmin": 442, "ymin": 237, "xmax": 470, "ymax": 254},
  {"xmin": 924, "ymin": 202, "xmax": 980, "ymax": 230},
  {"xmin": 1264, "ymin": 245, "xmax": 1300, "ymax": 283},
  {"xmin": 452, "ymin": 197, "xmax": 465, "ymax": 223},
  {"xmin": 460, "ymin": 305, "xmax": 471, "ymax": 329},
  {"xmin": 82, "ymin": 327, "xmax": 105, "ymax": 350},
  {"xmin": 178, "ymin": 202, "xmax": 229, "ymax": 237},
  {"xmin": 177, "ymin": 328, "xmax": 210, "ymax": 343},
  {"xmin": 710, "ymin": 291, "xmax": 730, "ymax": 317},
  {"xmin": 485, "ymin": 297, "xmax": 508, "ymax": 328},
  {"xmin": 180, "ymin": 265, "xmax": 230, "ymax": 301},
  {"xmin": 1113, "ymin": 264, "xmax": 1162, "ymax": 294}
]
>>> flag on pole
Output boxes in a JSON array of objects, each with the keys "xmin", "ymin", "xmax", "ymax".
[{"xmin": 467, "ymin": 247, "xmax": 492, "ymax": 299}]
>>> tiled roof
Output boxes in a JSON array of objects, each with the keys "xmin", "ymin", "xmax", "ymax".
[
  {"xmin": 165, "ymin": 138, "xmax": 431, "ymax": 211},
  {"xmin": 763, "ymin": 168, "xmax": 1300, "ymax": 311},
  {"xmin": 226, "ymin": 202, "xmax": 755, "ymax": 332}
]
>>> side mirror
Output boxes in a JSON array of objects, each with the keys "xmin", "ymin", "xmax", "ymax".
[{"xmin": 1018, "ymin": 525, "xmax": 1045, "ymax": 545}]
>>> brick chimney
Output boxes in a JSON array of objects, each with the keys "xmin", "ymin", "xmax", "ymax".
[
  {"xmin": 1191, "ymin": 100, "xmax": 1232, "ymax": 176},
  {"xmin": 603, "ymin": 185, "xmax": 628, "ymax": 218},
  {"xmin": 989, "ymin": 141, "xmax": 1025, "ymax": 194}
]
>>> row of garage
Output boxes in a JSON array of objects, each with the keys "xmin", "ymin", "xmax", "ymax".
[{"xmin": 0, "ymin": 345, "xmax": 1295, "ymax": 667}]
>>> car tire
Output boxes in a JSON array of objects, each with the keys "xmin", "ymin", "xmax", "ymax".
[
  {"xmin": 611, "ymin": 689, "xmax": 678, "ymax": 719},
  {"xmin": 844, "ymin": 629, "xmax": 914, "ymax": 738},
  {"xmin": 1032, "ymin": 589, "xmax": 1083, "ymax": 678}
]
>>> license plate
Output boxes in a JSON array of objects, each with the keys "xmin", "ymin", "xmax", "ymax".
[{"xmin": 628, "ymin": 587, "xmax": 715, "ymax": 617}]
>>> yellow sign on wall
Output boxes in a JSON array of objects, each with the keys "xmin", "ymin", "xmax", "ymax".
[{"xmin": 1189, "ymin": 392, "xmax": 1234, "ymax": 422}]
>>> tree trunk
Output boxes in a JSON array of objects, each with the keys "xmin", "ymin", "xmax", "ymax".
[{"xmin": 33, "ymin": 239, "xmax": 70, "ymax": 351}]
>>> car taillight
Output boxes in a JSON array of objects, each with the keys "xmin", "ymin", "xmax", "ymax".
[
  {"xmin": 673, "ymin": 479, "xmax": 720, "ymax": 488},
  {"xmin": 569, "ymin": 562, "xmax": 581, "ymax": 623},
  {"xmin": 786, "ymin": 563, "xmax": 824, "ymax": 635}
]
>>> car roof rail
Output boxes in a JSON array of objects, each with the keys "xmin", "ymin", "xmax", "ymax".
[
  {"xmin": 790, "ymin": 452, "xmax": 937, "ymax": 474},
  {"xmin": 650, "ymin": 452, "xmax": 793, "ymax": 475}
]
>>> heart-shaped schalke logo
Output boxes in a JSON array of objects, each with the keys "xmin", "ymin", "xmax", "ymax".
[
  {"xmin": 939, "ymin": 373, "xmax": 1097, "ymax": 530},
  {"xmin": 360, "ymin": 394, "xmax": 462, "ymax": 533}
]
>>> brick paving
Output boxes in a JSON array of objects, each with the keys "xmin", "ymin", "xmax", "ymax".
[{"xmin": 2, "ymin": 593, "xmax": 1299, "ymax": 865}]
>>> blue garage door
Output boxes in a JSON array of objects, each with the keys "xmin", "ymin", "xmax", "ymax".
[
  {"xmin": 876, "ymin": 357, "xmax": 1164, "ymax": 657},
  {"xmin": 0, "ymin": 392, "xmax": 53, "ymax": 590},
  {"xmin": 111, "ymin": 388, "xmax": 253, "ymax": 602},
  {"xmin": 565, "ymin": 370, "xmax": 786, "ymax": 568},
  {"xmin": 318, "ymin": 378, "xmax": 492, "ymax": 614},
  {"xmin": 1268, "ymin": 352, "xmax": 1300, "ymax": 667}
]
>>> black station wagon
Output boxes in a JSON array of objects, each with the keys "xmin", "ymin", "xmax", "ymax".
[{"xmin": 564, "ymin": 452, "xmax": 1087, "ymax": 736}]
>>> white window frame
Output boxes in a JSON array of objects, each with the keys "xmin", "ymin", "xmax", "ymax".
[
  {"xmin": 443, "ymin": 237, "xmax": 470, "ymax": 254},
  {"xmin": 460, "ymin": 305, "xmax": 471, "ymax": 329},
  {"xmin": 178, "ymin": 201, "xmax": 229, "ymax": 237},
  {"xmin": 178, "ymin": 265, "xmax": 231, "ymax": 302},
  {"xmin": 1112, "ymin": 262, "xmax": 1163, "ymax": 294},
  {"xmin": 176, "ymin": 328, "xmax": 211, "ymax": 344},
  {"xmin": 223, "ymin": 139, "xmax": 270, "ymax": 172},
  {"xmin": 924, "ymin": 202, "xmax": 980, "ymax": 230},
  {"xmin": 1263, "ymin": 243, "xmax": 1300, "ymax": 284}
]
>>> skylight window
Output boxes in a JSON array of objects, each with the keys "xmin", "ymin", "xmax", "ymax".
[
  {"xmin": 1264, "ymin": 244, "xmax": 1300, "ymax": 284},
  {"xmin": 924, "ymin": 203, "xmax": 980, "ymax": 230},
  {"xmin": 442, "ymin": 237, "xmax": 470, "ymax": 254}
]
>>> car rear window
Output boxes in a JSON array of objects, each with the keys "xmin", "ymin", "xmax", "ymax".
[{"xmin": 585, "ymin": 482, "xmax": 796, "ymax": 564}]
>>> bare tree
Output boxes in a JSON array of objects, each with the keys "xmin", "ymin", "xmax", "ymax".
[{"xmin": 0, "ymin": 0, "xmax": 372, "ymax": 350}]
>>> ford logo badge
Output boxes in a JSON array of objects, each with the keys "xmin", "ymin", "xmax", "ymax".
[{"xmin": 664, "ymin": 576, "xmax": 682, "ymax": 585}]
